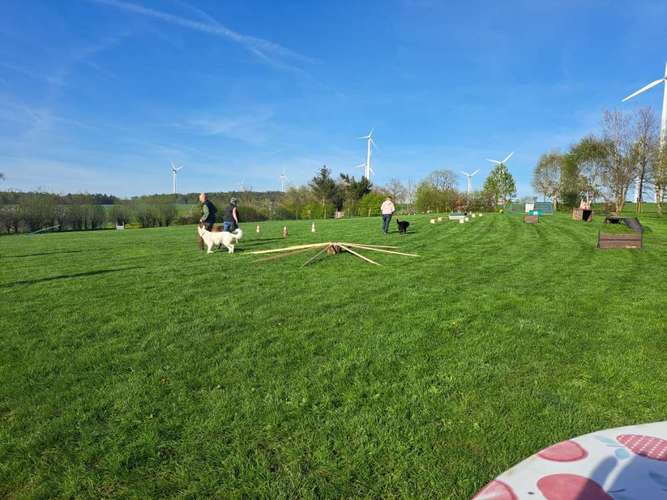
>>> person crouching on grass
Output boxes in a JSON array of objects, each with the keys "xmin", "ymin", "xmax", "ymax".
[
  {"xmin": 380, "ymin": 196, "xmax": 395, "ymax": 234},
  {"xmin": 223, "ymin": 197, "xmax": 240, "ymax": 232}
]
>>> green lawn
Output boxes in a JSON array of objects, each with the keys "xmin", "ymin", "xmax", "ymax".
[{"xmin": 2, "ymin": 213, "xmax": 667, "ymax": 498}]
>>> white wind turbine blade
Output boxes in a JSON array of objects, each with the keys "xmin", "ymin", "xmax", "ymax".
[
  {"xmin": 370, "ymin": 138, "xmax": 379, "ymax": 150},
  {"xmin": 622, "ymin": 78, "xmax": 665, "ymax": 102},
  {"xmin": 502, "ymin": 152, "xmax": 514, "ymax": 164},
  {"xmin": 471, "ymin": 169, "xmax": 479, "ymax": 176},
  {"xmin": 462, "ymin": 171, "xmax": 471, "ymax": 177},
  {"xmin": 487, "ymin": 159, "xmax": 501, "ymax": 164}
]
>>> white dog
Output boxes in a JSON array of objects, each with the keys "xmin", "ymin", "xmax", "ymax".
[{"xmin": 197, "ymin": 224, "xmax": 243, "ymax": 254}]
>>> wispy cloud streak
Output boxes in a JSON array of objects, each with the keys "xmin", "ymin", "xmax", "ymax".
[{"xmin": 89, "ymin": 0, "xmax": 316, "ymax": 68}]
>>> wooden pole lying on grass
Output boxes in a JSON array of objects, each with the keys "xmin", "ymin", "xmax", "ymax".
[{"xmin": 248, "ymin": 242, "xmax": 419, "ymax": 267}]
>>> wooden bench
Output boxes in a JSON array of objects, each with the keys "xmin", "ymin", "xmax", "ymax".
[
  {"xmin": 597, "ymin": 232, "xmax": 642, "ymax": 249},
  {"xmin": 524, "ymin": 215, "xmax": 539, "ymax": 224}
]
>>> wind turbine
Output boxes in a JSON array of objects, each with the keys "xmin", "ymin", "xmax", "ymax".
[
  {"xmin": 358, "ymin": 129, "xmax": 378, "ymax": 180},
  {"xmin": 461, "ymin": 169, "xmax": 480, "ymax": 195},
  {"xmin": 487, "ymin": 152, "xmax": 514, "ymax": 166},
  {"xmin": 353, "ymin": 162, "xmax": 369, "ymax": 178},
  {"xmin": 279, "ymin": 169, "xmax": 288, "ymax": 192},
  {"xmin": 170, "ymin": 161, "xmax": 183, "ymax": 194},
  {"xmin": 622, "ymin": 62, "xmax": 667, "ymax": 148}
]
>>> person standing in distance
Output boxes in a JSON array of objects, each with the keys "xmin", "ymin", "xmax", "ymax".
[
  {"xmin": 223, "ymin": 197, "xmax": 240, "ymax": 232},
  {"xmin": 380, "ymin": 196, "xmax": 395, "ymax": 234}
]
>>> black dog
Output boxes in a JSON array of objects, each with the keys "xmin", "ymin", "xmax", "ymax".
[{"xmin": 396, "ymin": 218, "xmax": 410, "ymax": 234}]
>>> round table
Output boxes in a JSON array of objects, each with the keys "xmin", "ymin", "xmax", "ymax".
[{"xmin": 473, "ymin": 421, "xmax": 667, "ymax": 499}]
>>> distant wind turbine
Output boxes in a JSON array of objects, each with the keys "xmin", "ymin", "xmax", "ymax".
[
  {"xmin": 358, "ymin": 129, "xmax": 378, "ymax": 180},
  {"xmin": 461, "ymin": 169, "xmax": 480, "ymax": 195},
  {"xmin": 170, "ymin": 161, "xmax": 183, "ymax": 194},
  {"xmin": 280, "ymin": 169, "xmax": 288, "ymax": 192},
  {"xmin": 487, "ymin": 152, "xmax": 514, "ymax": 166},
  {"xmin": 622, "ymin": 62, "xmax": 667, "ymax": 148}
]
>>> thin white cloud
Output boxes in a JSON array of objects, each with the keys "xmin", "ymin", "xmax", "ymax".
[
  {"xmin": 180, "ymin": 110, "xmax": 274, "ymax": 145},
  {"xmin": 88, "ymin": 0, "xmax": 317, "ymax": 68}
]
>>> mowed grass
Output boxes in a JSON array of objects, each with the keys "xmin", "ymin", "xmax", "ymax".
[{"xmin": 2, "ymin": 213, "xmax": 667, "ymax": 498}]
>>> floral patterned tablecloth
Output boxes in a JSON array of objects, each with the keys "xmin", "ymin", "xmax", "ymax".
[{"xmin": 474, "ymin": 422, "xmax": 667, "ymax": 500}]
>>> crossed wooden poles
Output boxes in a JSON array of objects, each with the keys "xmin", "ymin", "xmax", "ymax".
[{"xmin": 248, "ymin": 242, "xmax": 419, "ymax": 266}]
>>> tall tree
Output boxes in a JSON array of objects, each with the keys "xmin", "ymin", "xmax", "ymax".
[
  {"xmin": 309, "ymin": 165, "xmax": 341, "ymax": 216},
  {"xmin": 483, "ymin": 164, "xmax": 516, "ymax": 207},
  {"xmin": 599, "ymin": 110, "xmax": 638, "ymax": 212},
  {"xmin": 384, "ymin": 178, "xmax": 406, "ymax": 203},
  {"xmin": 426, "ymin": 169, "xmax": 458, "ymax": 191},
  {"xmin": 339, "ymin": 174, "xmax": 372, "ymax": 202},
  {"xmin": 632, "ymin": 107, "xmax": 659, "ymax": 213},
  {"xmin": 652, "ymin": 147, "xmax": 667, "ymax": 215},
  {"xmin": 532, "ymin": 152, "xmax": 564, "ymax": 210}
]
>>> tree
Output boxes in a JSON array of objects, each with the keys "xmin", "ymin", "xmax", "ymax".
[
  {"xmin": 426, "ymin": 169, "xmax": 458, "ymax": 191},
  {"xmin": 483, "ymin": 164, "xmax": 516, "ymax": 207},
  {"xmin": 599, "ymin": 110, "xmax": 637, "ymax": 213},
  {"xmin": 532, "ymin": 152, "xmax": 564, "ymax": 210},
  {"xmin": 339, "ymin": 174, "xmax": 372, "ymax": 202},
  {"xmin": 384, "ymin": 178, "xmax": 406, "ymax": 204},
  {"xmin": 309, "ymin": 165, "xmax": 342, "ymax": 217},
  {"xmin": 632, "ymin": 108, "xmax": 659, "ymax": 213},
  {"xmin": 652, "ymin": 146, "xmax": 667, "ymax": 215},
  {"xmin": 415, "ymin": 169, "xmax": 459, "ymax": 212}
]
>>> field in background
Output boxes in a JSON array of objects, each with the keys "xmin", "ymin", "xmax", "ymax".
[{"xmin": 2, "ymin": 213, "xmax": 667, "ymax": 497}]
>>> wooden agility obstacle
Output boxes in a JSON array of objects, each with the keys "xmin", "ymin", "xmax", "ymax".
[{"xmin": 248, "ymin": 242, "xmax": 419, "ymax": 266}]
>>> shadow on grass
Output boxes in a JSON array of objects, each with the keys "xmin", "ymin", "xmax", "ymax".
[
  {"xmin": 243, "ymin": 237, "xmax": 287, "ymax": 246},
  {"xmin": 2, "ymin": 250, "xmax": 84, "ymax": 259},
  {"xmin": 1, "ymin": 267, "xmax": 142, "ymax": 288}
]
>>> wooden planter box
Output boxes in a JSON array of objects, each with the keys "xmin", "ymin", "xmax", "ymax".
[
  {"xmin": 597, "ymin": 232, "xmax": 642, "ymax": 249},
  {"xmin": 524, "ymin": 215, "xmax": 539, "ymax": 224},
  {"xmin": 572, "ymin": 208, "xmax": 593, "ymax": 221}
]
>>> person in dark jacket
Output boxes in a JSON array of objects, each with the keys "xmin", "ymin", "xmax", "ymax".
[
  {"xmin": 199, "ymin": 193, "xmax": 217, "ymax": 230},
  {"xmin": 223, "ymin": 198, "xmax": 240, "ymax": 232}
]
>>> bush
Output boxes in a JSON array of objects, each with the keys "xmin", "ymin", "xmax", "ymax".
[
  {"xmin": 176, "ymin": 206, "xmax": 200, "ymax": 225},
  {"xmin": 134, "ymin": 204, "xmax": 177, "ymax": 227},
  {"xmin": 0, "ymin": 206, "xmax": 21, "ymax": 233},
  {"xmin": 110, "ymin": 204, "xmax": 133, "ymax": 226},
  {"xmin": 18, "ymin": 194, "xmax": 56, "ymax": 232}
]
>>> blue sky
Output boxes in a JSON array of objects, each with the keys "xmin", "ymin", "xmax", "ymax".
[{"xmin": 1, "ymin": 0, "xmax": 666, "ymax": 196}]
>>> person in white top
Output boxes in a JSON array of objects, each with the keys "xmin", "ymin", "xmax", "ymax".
[{"xmin": 380, "ymin": 196, "xmax": 396, "ymax": 234}]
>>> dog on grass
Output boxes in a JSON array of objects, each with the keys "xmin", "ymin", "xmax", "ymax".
[
  {"xmin": 396, "ymin": 218, "xmax": 410, "ymax": 234},
  {"xmin": 197, "ymin": 223, "xmax": 243, "ymax": 254}
]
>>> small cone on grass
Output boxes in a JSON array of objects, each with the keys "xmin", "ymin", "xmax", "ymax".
[
  {"xmin": 283, "ymin": 226, "xmax": 288, "ymax": 238},
  {"xmin": 311, "ymin": 223, "xmax": 316, "ymax": 233},
  {"xmin": 256, "ymin": 224, "xmax": 260, "ymax": 233}
]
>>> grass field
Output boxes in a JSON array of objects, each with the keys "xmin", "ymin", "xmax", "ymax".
[{"xmin": 2, "ymin": 212, "xmax": 667, "ymax": 498}]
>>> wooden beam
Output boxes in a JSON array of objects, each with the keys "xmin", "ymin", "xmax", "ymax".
[
  {"xmin": 338, "ymin": 244, "xmax": 380, "ymax": 266},
  {"xmin": 302, "ymin": 246, "xmax": 330, "ymax": 267},
  {"xmin": 248, "ymin": 243, "xmax": 329, "ymax": 255},
  {"xmin": 344, "ymin": 244, "xmax": 419, "ymax": 257}
]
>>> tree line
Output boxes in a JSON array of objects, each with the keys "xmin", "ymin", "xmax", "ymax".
[
  {"xmin": 532, "ymin": 107, "xmax": 667, "ymax": 214},
  {"xmin": 0, "ymin": 162, "xmax": 518, "ymax": 234}
]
